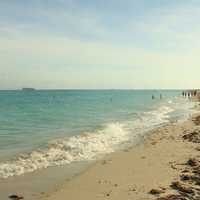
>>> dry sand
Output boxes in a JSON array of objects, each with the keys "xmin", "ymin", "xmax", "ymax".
[{"xmin": 41, "ymin": 114, "xmax": 200, "ymax": 200}]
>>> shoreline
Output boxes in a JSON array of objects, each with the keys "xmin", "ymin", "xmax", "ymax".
[
  {"xmin": 1, "ymin": 110, "xmax": 199, "ymax": 200},
  {"xmin": 0, "ymin": 121, "xmax": 172, "ymax": 200},
  {"xmin": 39, "ymin": 113, "xmax": 200, "ymax": 200}
]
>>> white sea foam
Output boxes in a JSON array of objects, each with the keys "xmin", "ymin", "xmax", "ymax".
[
  {"xmin": 0, "ymin": 99, "xmax": 194, "ymax": 179},
  {"xmin": 0, "ymin": 123, "xmax": 130, "ymax": 178}
]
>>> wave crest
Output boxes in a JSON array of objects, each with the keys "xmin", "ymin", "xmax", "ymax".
[{"xmin": 0, "ymin": 123, "xmax": 129, "ymax": 178}]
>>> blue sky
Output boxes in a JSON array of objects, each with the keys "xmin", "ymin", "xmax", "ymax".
[{"xmin": 1, "ymin": 0, "xmax": 200, "ymax": 89}]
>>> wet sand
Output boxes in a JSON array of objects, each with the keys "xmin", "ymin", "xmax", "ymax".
[
  {"xmin": 0, "ymin": 161, "xmax": 90, "ymax": 200},
  {"xmin": 41, "ymin": 114, "xmax": 200, "ymax": 200}
]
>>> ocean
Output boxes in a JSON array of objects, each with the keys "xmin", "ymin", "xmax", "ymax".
[{"xmin": 0, "ymin": 90, "xmax": 196, "ymax": 179}]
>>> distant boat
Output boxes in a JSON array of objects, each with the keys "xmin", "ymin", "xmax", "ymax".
[{"xmin": 22, "ymin": 88, "xmax": 36, "ymax": 91}]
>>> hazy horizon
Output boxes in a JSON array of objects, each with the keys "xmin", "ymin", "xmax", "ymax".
[
  {"xmin": 1, "ymin": 0, "xmax": 200, "ymax": 89},
  {"xmin": 0, "ymin": 88, "xmax": 196, "ymax": 91}
]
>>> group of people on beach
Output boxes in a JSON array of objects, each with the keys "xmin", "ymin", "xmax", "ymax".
[
  {"xmin": 151, "ymin": 90, "xmax": 199, "ymax": 100},
  {"xmin": 182, "ymin": 90, "xmax": 198, "ymax": 98}
]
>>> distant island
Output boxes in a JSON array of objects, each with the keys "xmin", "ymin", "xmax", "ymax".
[{"xmin": 22, "ymin": 88, "xmax": 36, "ymax": 91}]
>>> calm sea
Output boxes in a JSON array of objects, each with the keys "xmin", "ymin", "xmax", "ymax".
[{"xmin": 0, "ymin": 90, "xmax": 196, "ymax": 178}]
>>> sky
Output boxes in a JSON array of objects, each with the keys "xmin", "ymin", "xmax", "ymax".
[{"xmin": 1, "ymin": 0, "xmax": 200, "ymax": 89}]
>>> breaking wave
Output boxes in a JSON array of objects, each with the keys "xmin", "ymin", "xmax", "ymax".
[
  {"xmin": 0, "ymin": 100, "xmax": 194, "ymax": 179},
  {"xmin": 0, "ymin": 123, "xmax": 130, "ymax": 178}
]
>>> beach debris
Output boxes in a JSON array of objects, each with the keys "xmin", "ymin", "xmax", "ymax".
[
  {"xmin": 106, "ymin": 193, "xmax": 110, "ymax": 197},
  {"xmin": 154, "ymin": 139, "xmax": 200, "ymax": 200},
  {"xmin": 186, "ymin": 159, "xmax": 199, "ymax": 167},
  {"xmin": 171, "ymin": 164, "xmax": 178, "ymax": 170},
  {"xmin": 151, "ymin": 141, "xmax": 157, "ymax": 145},
  {"xmin": 177, "ymin": 157, "xmax": 200, "ymax": 198},
  {"xmin": 192, "ymin": 116, "xmax": 200, "ymax": 126},
  {"xmin": 104, "ymin": 190, "xmax": 112, "ymax": 197},
  {"xmin": 195, "ymin": 147, "xmax": 200, "ymax": 151},
  {"xmin": 149, "ymin": 188, "xmax": 165, "ymax": 195},
  {"xmin": 170, "ymin": 181, "xmax": 194, "ymax": 194},
  {"xmin": 8, "ymin": 194, "xmax": 24, "ymax": 200},
  {"xmin": 180, "ymin": 174, "xmax": 191, "ymax": 181},
  {"xmin": 183, "ymin": 131, "xmax": 200, "ymax": 143},
  {"xmin": 182, "ymin": 169, "xmax": 190, "ymax": 173},
  {"xmin": 156, "ymin": 194, "xmax": 187, "ymax": 200},
  {"xmin": 191, "ymin": 176, "xmax": 200, "ymax": 185}
]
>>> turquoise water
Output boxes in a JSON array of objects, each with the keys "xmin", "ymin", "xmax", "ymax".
[{"xmin": 0, "ymin": 90, "xmax": 195, "ymax": 178}]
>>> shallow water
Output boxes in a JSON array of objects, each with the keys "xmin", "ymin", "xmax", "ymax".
[{"xmin": 0, "ymin": 90, "xmax": 196, "ymax": 178}]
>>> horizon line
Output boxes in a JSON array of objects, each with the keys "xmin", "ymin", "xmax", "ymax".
[{"xmin": 0, "ymin": 88, "xmax": 198, "ymax": 91}]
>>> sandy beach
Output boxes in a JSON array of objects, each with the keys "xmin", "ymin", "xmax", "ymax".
[
  {"xmin": 38, "ymin": 112, "xmax": 200, "ymax": 200},
  {"xmin": 2, "ymin": 1, "xmax": 200, "ymax": 200}
]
